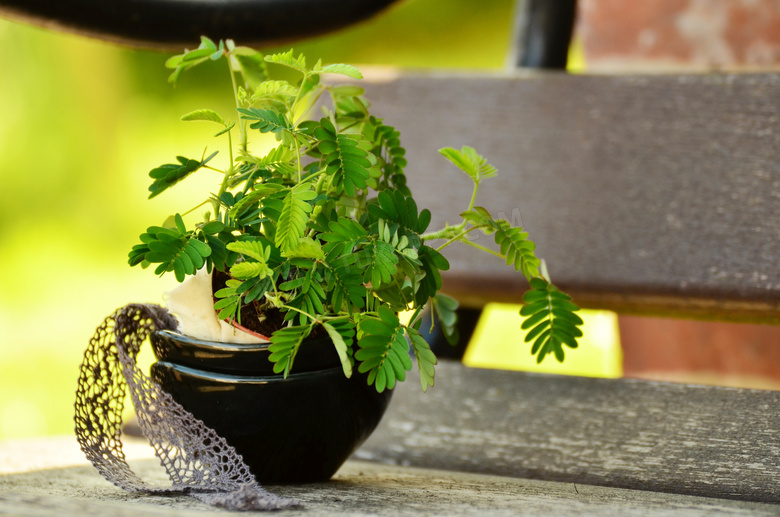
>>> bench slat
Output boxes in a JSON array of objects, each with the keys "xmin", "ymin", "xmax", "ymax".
[
  {"xmin": 356, "ymin": 362, "xmax": 780, "ymax": 503},
  {"xmin": 363, "ymin": 73, "xmax": 780, "ymax": 323}
]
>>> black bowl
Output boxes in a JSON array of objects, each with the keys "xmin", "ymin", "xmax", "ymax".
[{"xmin": 149, "ymin": 331, "xmax": 393, "ymax": 483}]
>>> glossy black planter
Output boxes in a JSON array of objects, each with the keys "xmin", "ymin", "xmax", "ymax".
[{"xmin": 150, "ymin": 330, "xmax": 393, "ymax": 483}]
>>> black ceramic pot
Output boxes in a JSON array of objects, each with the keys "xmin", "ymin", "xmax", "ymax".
[{"xmin": 150, "ymin": 330, "xmax": 393, "ymax": 484}]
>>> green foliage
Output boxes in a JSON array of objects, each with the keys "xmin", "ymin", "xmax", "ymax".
[
  {"xmin": 520, "ymin": 278, "xmax": 583, "ymax": 363},
  {"xmin": 128, "ymin": 214, "xmax": 212, "ymax": 281},
  {"xmin": 321, "ymin": 319, "xmax": 355, "ymax": 378},
  {"xmin": 356, "ymin": 307, "xmax": 412, "ymax": 393},
  {"xmin": 237, "ymin": 107, "xmax": 291, "ymax": 136},
  {"xmin": 439, "ymin": 146, "xmax": 497, "ymax": 184},
  {"xmin": 268, "ymin": 324, "xmax": 314, "ymax": 377},
  {"xmin": 314, "ymin": 118, "xmax": 378, "ymax": 196},
  {"xmin": 147, "ymin": 151, "xmax": 218, "ymax": 199},
  {"xmin": 264, "ymin": 50, "xmax": 308, "ymax": 73},
  {"xmin": 462, "ymin": 207, "xmax": 541, "ymax": 279},
  {"xmin": 316, "ymin": 63, "xmax": 363, "ymax": 79},
  {"xmin": 275, "ymin": 183, "xmax": 316, "ymax": 254},
  {"xmin": 181, "ymin": 109, "xmax": 225, "ymax": 124},
  {"xmin": 406, "ymin": 327, "xmax": 437, "ymax": 392},
  {"xmin": 431, "ymin": 293, "xmax": 459, "ymax": 345},
  {"xmin": 129, "ymin": 41, "xmax": 582, "ymax": 394}
]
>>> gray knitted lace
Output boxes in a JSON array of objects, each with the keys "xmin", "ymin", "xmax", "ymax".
[{"xmin": 74, "ymin": 304, "xmax": 297, "ymax": 511}]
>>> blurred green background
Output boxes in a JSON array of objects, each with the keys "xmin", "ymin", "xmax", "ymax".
[{"xmin": 0, "ymin": 0, "xmax": 522, "ymax": 439}]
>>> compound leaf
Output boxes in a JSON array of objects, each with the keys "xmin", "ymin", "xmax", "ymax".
[
  {"xmin": 439, "ymin": 146, "xmax": 497, "ymax": 184},
  {"xmin": 269, "ymin": 324, "xmax": 314, "ymax": 377},
  {"xmin": 275, "ymin": 184, "xmax": 316, "ymax": 254},
  {"xmin": 406, "ymin": 327, "xmax": 437, "ymax": 392},
  {"xmin": 356, "ymin": 306, "xmax": 411, "ymax": 393},
  {"xmin": 520, "ymin": 278, "xmax": 583, "ymax": 363}
]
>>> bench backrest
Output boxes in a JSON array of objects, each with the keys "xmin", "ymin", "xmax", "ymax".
[{"xmin": 364, "ymin": 73, "xmax": 780, "ymax": 324}]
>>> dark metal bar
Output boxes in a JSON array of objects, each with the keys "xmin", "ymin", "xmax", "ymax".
[{"xmin": 516, "ymin": 0, "xmax": 578, "ymax": 69}]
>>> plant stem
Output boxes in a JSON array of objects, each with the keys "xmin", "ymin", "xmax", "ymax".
[
  {"xmin": 294, "ymin": 136, "xmax": 302, "ymax": 184},
  {"xmin": 407, "ymin": 305, "xmax": 424, "ymax": 329},
  {"xmin": 467, "ymin": 181, "xmax": 480, "ymax": 212},
  {"xmin": 460, "ymin": 238, "xmax": 505, "ymax": 260},
  {"xmin": 182, "ymin": 199, "xmax": 211, "ymax": 218},
  {"xmin": 282, "ymin": 305, "xmax": 317, "ymax": 322},
  {"xmin": 227, "ymin": 56, "xmax": 247, "ymax": 153},
  {"xmin": 434, "ymin": 226, "xmax": 484, "ymax": 252},
  {"xmin": 211, "ymin": 130, "xmax": 235, "ymax": 219}
]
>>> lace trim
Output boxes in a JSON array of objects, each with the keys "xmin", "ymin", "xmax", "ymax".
[{"xmin": 74, "ymin": 304, "xmax": 297, "ymax": 511}]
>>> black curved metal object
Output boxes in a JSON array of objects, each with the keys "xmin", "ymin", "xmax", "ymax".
[
  {"xmin": 516, "ymin": 0, "xmax": 577, "ymax": 69},
  {"xmin": 0, "ymin": 0, "xmax": 398, "ymax": 50}
]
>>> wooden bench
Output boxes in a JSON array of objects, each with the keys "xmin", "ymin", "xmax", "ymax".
[
  {"xmin": 2, "ymin": 3, "xmax": 780, "ymax": 513},
  {"xmin": 3, "ymin": 73, "xmax": 778, "ymax": 517},
  {"xmin": 352, "ymin": 71, "xmax": 780, "ymax": 504}
]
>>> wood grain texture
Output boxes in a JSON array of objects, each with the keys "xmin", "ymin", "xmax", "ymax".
[
  {"xmin": 362, "ymin": 73, "xmax": 780, "ymax": 322},
  {"xmin": 2, "ymin": 455, "xmax": 778, "ymax": 516},
  {"xmin": 356, "ymin": 361, "xmax": 780, "ymax": 503}
]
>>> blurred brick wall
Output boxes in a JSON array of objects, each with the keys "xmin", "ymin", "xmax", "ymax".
[
  {"xmin": 578, "ymin": 0, "xmax": 780, "ymax": 70},
  {"xmin": 574, "ymin": 0, "xmax": 780, "ymax": 388}
]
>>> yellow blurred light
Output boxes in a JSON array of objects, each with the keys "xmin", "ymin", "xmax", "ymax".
[{"xmin": 463, "ymin": 303, "xmax": 622, "ymax": 378}]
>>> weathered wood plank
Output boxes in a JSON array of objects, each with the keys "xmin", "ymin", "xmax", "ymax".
[
  {"xmin": 2, "ymin": 454, "xmax": 779, "ymax": 516},
  {"xmin": 363, "ymin": 73, "xmax": 780, "ymax": 323},
  {"xmin": 356, "ymin": 361, "xmax": 780, "ymax": 503}
]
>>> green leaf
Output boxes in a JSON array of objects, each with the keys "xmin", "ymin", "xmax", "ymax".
[
  {"xmin": 187, "ymin": 238, "xmax": 212, "ymax": 257},
  {"xmin": 406, "ymin": 327, "xmax": 437, "ymax": 392},
  {"xmin": 251, "ymin": 80, "xmax": 298, "ymax": 101},
  {"xmin": 268, "ymin": 324, "xmax": 314, "ymax": 377},
  {"xmin": 226, "ymin": 240, "xmax": 271, "ymax": 262},
  {"xmin": 492, "ymin": 220, "xmax": 540, "ymax": 280},
  {"xmin": 230, "ymin": 261, "xmax": 273, "ymax": 280},
  {"xmin": 165, "ymin": 39, "xmax": 225, "ymax": 83},
  {"xmin": 214, "ymin": 121, "xmax": 236, "ymax": 137},
  {"xmin": 325, "ymin": 261, "xmax": 367, "ymax": 312},
  {"xmin": 281, "ymin": 237, "xmax": 325, "ymax": 260},
  {"xmin": 181, "ymin": 109, "xmax": 225, "ymax": 125},
  {"xmin": 234, "ymin": 51, "xmax": 268, "ymax": 86},
  {"xmin": 331, "ymin": 85, "xmax": 365, "ymax": 97},
  {"xmin": 321, "ymin": 217, "xmax": 368, "ymax": 257},
  {"xmin": 174, "ymin": 213, "xmax": 187, "ymax": 234},
  {"xmin": 432, "ymin": 293, "xmax": 459, "ymax": 345},
  {"xmin": 237, "ymin": 108, "xmax": 291, "ymax": 135},
  {"xmin": 356, "ymin": 306, "xmax": 411, "ymax": 393},
  {"xmin": 318, "ymin": 63, "xmax": 363, "ymax": 79},
  {"xmin": 367, "ymin": 189, "xmax": 428, "ymax": 236},
  {"xmin": 285, "ymin": 268, "xmax": 326, "ymax": 325},
  {"xmin": 201, "ymin": 221, "xmax": 225, "ymax": 234},
  {"xmin": 264, "ymin": 49, "xmax": 307, "ymax": 73},
  {"xmin": 147, "ymin": 151, "xmax": 218, "ymax": 199},
  {"xmin": 275, "ymin": 184, "xmax": 316, "ymax": 254},
  {"xmin": 464, "ymin": 209, "xmax": 541, "ymax": 280},
  {"xmin": 415, "ymin": 245, "xmax": 450, "ymax": 306},
  {"xmin": 229, "ymin": 181, "xmax": 287, "ymax": 218},
  {"xmin": 316, "ymin": 119, "xmax": 375, "ymax": 196},
  {"xmin": 359, "ymin": 240, "xmax": 398, "ymax": 288},
  {"xmin": 439, "ymin": 146, "xmax": 497, "ymax": 184},
  {"xmin": 200, "ymin": 36, "xmax": 218, "ymax": 51},
  {"xmin": 520, "ymin": 279, "xmax": 582, "ymax": 363},
  {"xmin": 322, "ymin": 321, "xmax": 354, "ymax": 378}
]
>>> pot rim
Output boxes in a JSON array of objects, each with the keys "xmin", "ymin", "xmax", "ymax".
[
  {"xmin": 155, "ymin": 329, "xmax": 274, "ymax": 351},
  {"xmin": 153, "ymin": 360, "xmax": 347, "ymax": 384}
]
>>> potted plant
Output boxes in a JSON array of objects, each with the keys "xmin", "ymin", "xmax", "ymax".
[{"xmin": 120, "ymin": 37, "xmax": 583, "ymax": 483}]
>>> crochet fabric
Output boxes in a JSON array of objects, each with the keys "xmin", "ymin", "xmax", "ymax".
[{"xmin": 74, "ymin": 304, "xmax": 296, "ymax": 511}]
